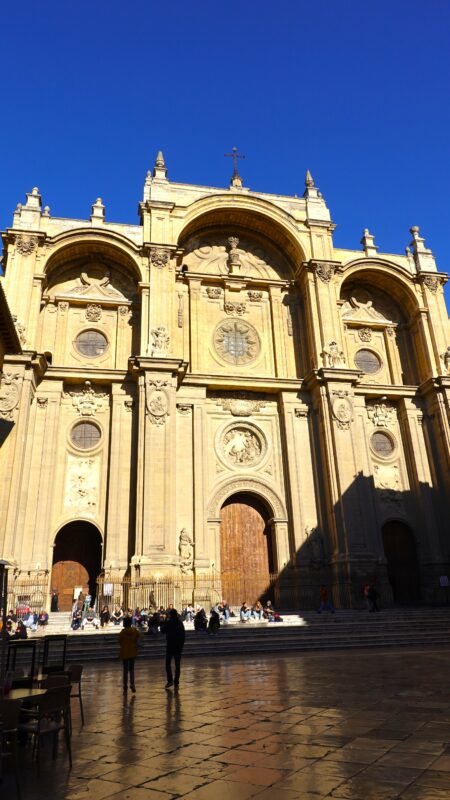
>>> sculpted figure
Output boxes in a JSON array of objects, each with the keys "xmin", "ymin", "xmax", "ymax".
[{"xmin": 179, "ymin": 528, "xmax": 194, "ymax": 574}]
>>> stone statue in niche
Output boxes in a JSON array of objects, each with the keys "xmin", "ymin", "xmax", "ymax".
[
  {"xmin": 306, "ymin": 525, "xmax": 325, "ymax": 566},
  {"xmin": 151, "ymin": 326, "xmax": 170, "ymax": 357},
  {"xmin": 179, "ymin": 528, "xmax": 194, "ymax": 574},
  {"xmin": 322, "ymin": 341, "xmax": 346, "ymax": 368},
  {"xmin": 441, "ymin": 346, "xmax": 450, "ymax": 375}
]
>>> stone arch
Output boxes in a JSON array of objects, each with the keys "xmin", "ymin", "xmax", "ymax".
[
  {"xmin": 50, "ymin": 518, "xmax": 103, "ymax": 611},
  {"xmin": 338, "ymin": 262, "xmax": 428, "ymax": 385},
  {"xmin": 43, "ymin": 228, "xmax": 144, "ymax": 284},
  {"xmin": 207, "ymin": 477, "xmax": 288, "ymax": 521},
  {"xmin": 177, "ymin": 194, "xmax": 306, "ymax": 272}
]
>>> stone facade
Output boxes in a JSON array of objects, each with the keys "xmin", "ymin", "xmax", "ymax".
[{"xmin": 0, "ymin": 158, "xmax": 449, "ymax": 609}]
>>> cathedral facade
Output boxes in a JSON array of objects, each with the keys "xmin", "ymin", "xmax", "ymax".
[{"xmin": 1, "ymin": 153, "xmax": 449, "ymax": 611}]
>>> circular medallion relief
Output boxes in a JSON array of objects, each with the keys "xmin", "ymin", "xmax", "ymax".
[
  {"xmin": 354, "ymin": 348, "xmax": 381, "ymax": 374},
  {"xmin": 74, "ymin": 329, "xmax": 108, "ymax": 358},
  {"xmin": 370, "ymin": 431, "xmax": 395, "ymax": 458},
  {"xmin": 213, "ymin": 319, "xmax": 260, "ymax": 366},
  {"xmin": 0, "ymin": 380, "xmax": 19, "ymax": 414},
  {"xmin": 71, "ymin": 421, "xmax": 101, "ymax": 450},
  {"xmin": 219, "ymin": 423, "xmax": 266, "ymax": 467}
]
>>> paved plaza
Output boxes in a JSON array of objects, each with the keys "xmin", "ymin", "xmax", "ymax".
[{"xmin": 6, "ymin": 647, "xmax": 450, "ymax": 799}]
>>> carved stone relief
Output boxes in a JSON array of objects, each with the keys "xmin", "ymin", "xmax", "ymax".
[
  {"xmin": 224, "ymin": 301, "xmax": 247, "ymax": 316},
  {"xmin": 124, "ymin": 399, "xmax": 135, "ymax": 412},
  {"xmin": 322, "ymin": 341, "xmax": 346, "ymax": 368},
  {"xmin": 358, "ymin": 327, "xmax": 372, "ymax": 342},
  {"xmin": 422, "ymin": 275, "xmax": 440, "ymax": 294},
  {"xmin": 58, "ymin": 302, "xmax": 69, "ymax": 313},
  {"xmin": 16, "ymin": 234, "xmax": 38, "ymax": 255},
  {"xmin": 305, "ymin": 525, "xmax": 325, "ymax": 566},
  {"xmin": 213, "ymin": 320, "xmax": 260, "ymax": 366},
  {"xmin": 65, "ymin": 455, "xmax": 99, "ymax": 515},
  {"xmin": 373, "ymin": 462, "xmax": 403, "ymax": 510},
  {"xmin": 220, "ymin": 424, "xmax": 265, "ymax": 467},
  {"xmin": 176, "ymin": 404, "xmax": 192, "ymax": 415},
  {"xmin": 312, "ymin": 262, "xmax": 336, "ymax": 283},
  {"xmin": 150, "ymin": 247, "xmax": 170, "ymax": 269},
  {"xmin": 183, "ymin": 234, "xmax": 290, "ymax": 280},
  {"xmin": 247, "ymin": 291, "xmax": 262, "ymax": 302},
  {"xmin": 36, "ymin": 397, "xmax": 48, "ymax": 409},
  {"xmin": 331, "ymin": 392, "xmax": 353, "ymax": 430},
  {"xmin": 146, "ymin": 380, "xmax": 170, "ymax": 426},
  {"xmin": 179, "ymin": 528, "xmax": 194, "ymax": 574},
  {"xmin": 367, "ymin": 400, "xmax": 396, "ymax": 427},
  {"xmin": 206, "ymin": 287, "xmax": 222, "ymax": 299},
  {"xmin": 150, "ymin": 326, "xmax": 170, "ymax": 357},
  {"xmin": 177, "ymin": 294, "xmax": 183, "ymax": 328},
  {"xmin": 211, "ymin": 391, "xmax": 267, "ymax": 417},
  {"xmin": 85, "ymin": 303, "xmax": 102, "ymax": 322},
  {"xmin": 341, "ymin": 289, "xmax": 397, "ymax": 323},
  {"xmin": 63, "ymin": 381, "xmax": 109, "ymax": 416},
  {"xmin": 440, "ymin": 346, "xmax": 450, "ymax": 375},
  {"xmin": 62, "ymin": 269, "xmax": 132, "ymax": 301},
  {"xmin": 0, "ymin": 372, "xmax": 21, "ymax": 420}
]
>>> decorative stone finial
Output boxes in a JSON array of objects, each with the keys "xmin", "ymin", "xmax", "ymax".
[
  {"xmin": 305, "ymin": 170, "xmax": 315, "ymax": 188},
  {"xmin": 153, "ymin": 150, "xmax": 168, "ymax": 179},
  {"xmin": 91, "ymin": 197, "xmax": 105, "ymax": 223},
  {"xmin": 408, "ymin": 226, "xmax": 436, "ymax": 273},
  {"xmin": 360, "ymin": 228, "xmax": 378, "ymax": 257},
  {"xmin": 227, "ymin": 236, "xmax": 241, "ymax": 273}
]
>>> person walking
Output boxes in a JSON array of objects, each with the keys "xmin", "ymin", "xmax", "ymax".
[
  {"xmin": 317, "ymin": 585, "xmax": 335, "ymax": 614},
  {"xmin": 119, "ymin": 615, "xmax": 140, "ymax": 694},
  {"xmin": 162, "ymin": 608, "xmax": 185, "ymax": 689}
]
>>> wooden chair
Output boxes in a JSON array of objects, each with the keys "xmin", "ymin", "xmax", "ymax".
[
  {"xmin": 0, "ymin": 698, "xmax": 21, "ymax": 799},
  {"xmin": 18, "ymin": 686, "xmax": 72, "ymax": 774},
  {"xmin": 67, "ymin": 664, "xmax": 84, "ymax": 725}
]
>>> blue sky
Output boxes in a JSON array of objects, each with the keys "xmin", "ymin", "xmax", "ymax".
[{"xmin": 1, "ymin": 1, "xmax": 449, "ymax": 308}]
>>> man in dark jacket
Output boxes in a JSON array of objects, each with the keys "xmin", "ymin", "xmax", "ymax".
[{"xmin": 162, "ymin": 608, "xmax": 185, "ymax": 688}]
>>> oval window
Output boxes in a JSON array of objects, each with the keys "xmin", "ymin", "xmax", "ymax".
[
  {"xmin": 355, "ymin": 349, "xmax": 381, "ymax": 374},
  {"xmin": 74, "ymin": 330, "xmax": 108, "ymax": 358},
  {"xmin": 71, "ymin": 421, "xmax": 101, "ymax": 450}
]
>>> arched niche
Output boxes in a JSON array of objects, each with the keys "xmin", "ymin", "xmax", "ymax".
[
  {"xmin": 338, "ymin": 267, "xmax": 425, "ymax": 385},
  {"xmin": 51, "ymin": 520, "xmax": 103, "ymax": 611}
]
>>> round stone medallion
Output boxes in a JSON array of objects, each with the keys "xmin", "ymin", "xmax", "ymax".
[
  {"xmin": 219, "ymin": 423, "xmax": 266, "ymax": 468},
  {"xmin": 213, "ymin": 319, "xmax": 260, "ymax": 366}
]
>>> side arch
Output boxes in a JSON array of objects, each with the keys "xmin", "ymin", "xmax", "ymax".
[{"xmin": 42, "ymin": 228, "xmax": 144, "ymax": 283}]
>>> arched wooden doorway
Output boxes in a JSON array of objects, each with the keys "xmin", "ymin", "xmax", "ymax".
[
  {"xmin": 382, "ymin": 521, "xmax": 420, "ymax": 605},
  {"xmin": 220, "ymin": 492, "xmax": 274, "ymax": 606},
  {"xmin": 51, "ymin": 521, "xmax": 102, "ymax": 611}
]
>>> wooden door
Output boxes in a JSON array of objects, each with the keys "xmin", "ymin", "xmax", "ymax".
[
  {"xmin": 220, "ymin": 494, "xmax": 273, "ymax": 605},
  {"xmin": 382, "ymin": 522, "xmax": 420, "ymax": 604},
  {"xmin": 50, "ymin": 561, "xmax": 89, "ymax": 612}
]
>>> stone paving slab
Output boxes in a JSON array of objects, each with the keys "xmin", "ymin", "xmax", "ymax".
[{"xmin": 4, "ymin": 647, "xmax": 450, "ymax": 799}]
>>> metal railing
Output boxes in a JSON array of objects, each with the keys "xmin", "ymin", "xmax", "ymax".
[{"xmin": 6, "ymin": 574, "xmax": 49, "ymax": 617}]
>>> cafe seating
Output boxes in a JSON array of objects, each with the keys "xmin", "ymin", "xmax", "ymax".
[
  {"xmin": 67, "ymin": 664, "xmax": 84, "ymax": 725},
  {"xmin": 0, "ymin": 698, "xmax": 21, "ymax": 799},
  {"xmin": 18, "ymin": 685, "xmax": 72, "ymax": 774}
]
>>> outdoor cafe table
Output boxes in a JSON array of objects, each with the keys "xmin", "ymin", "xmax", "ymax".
[{"xmin": 4, "ymin": 687, "xmax": 47, "ymax": 702}]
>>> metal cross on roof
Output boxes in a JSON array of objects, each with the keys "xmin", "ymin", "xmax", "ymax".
[{"xmin": 224, "ymin": 146, "xmax": 245, "ymax": 180}]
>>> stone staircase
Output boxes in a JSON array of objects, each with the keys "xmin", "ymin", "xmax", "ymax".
[{"xmin": 31, "ymin": 607, "xmax": 450, "ymax": 663}]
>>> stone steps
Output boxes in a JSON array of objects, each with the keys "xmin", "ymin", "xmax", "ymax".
[{"xmin": 30, "ymin": 608, "xmax": 450, "ymax": 664}]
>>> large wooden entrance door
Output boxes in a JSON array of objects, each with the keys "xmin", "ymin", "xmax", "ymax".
[
  {"xmin": 220, "ymin": 493, "xmax": 274, "ymax": 606},
  {"xmin": 51, "ymin": 521, "xmax": 102, "ymax": 611},
  {"xmin": 382, "ymin": 521, "xmax": 420, "ymax": 605}
]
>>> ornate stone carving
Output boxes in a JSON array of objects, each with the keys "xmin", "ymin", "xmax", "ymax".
[
  {"xmin": 16, "ymin": 234, "xmax": 38, "ymax": 255},
  {"xmin": 341, "ymin": 289, "xmax": 395, "ymax": 323},
  {"xmin": 179, "ymin": 528, "xmax": 194, "ymax": 574},
  {"xmin": 440, "ymin": 346, "xmax": 450, "ymax": 375},
  {"xmin": 177, "ymin": 404, "xmax": 192, "ymax": 415},
  {"xmin": 11, "ymin": 315, "xmax": 27, "ymax": 346},
  {"xmin": 177, "ymin": 293, "xmax": 183, "ymax": 327},
  {"xmin": 358, "ymin": 327, "xmax": 372, "ymax": 342},
  {"xmin": 58, "ymin": 301, "xmax": 69, "ymax": 313},
  {"xmin": 313, "ymin": 262, "xmax": 335, "ymax": 283},
  {"xmin": 65, "ymin": 269, "xmax": 131, "ymax": 301},
  {"xmin": 184, "ymin": 235, "xmax": 289, "ymax": 280},
  {"xmin": 386, "ymin": 326, "xmax": 396, "ymax": 337},
  {"xmin": 150, "ymin": 247, "xmax": 170, "ymax": 269},
  {"xmin": 227, "ymin": 236, "xmax": 241, "ymax": 273},
  {"xmin": 0, "ymin": 372, "xmax": 21, "ymax": 420},
  {"xmin": 305, "ymin": 525, "xmax": 325, "ymax": 566},
  {"xmin": 150, "ymin": 326, "xmax": 170, "ymax": 357},
  {"xmin": 118, "ymin": 305, "xmax": 129, "ymax": 316},
  {"xmin": 206, "ymin": 287, "xmax": 222, "ymax": 299},
  {"xmin": 65, "ymin": 455, "xmax": 98, "ymax": 514},
  {"xmin": 36, "ymin": 397, "xmax": 48, "ymax": 409},
  {"xmin": 331, "ymin": 392, "xmax": 353, "ymax": 430},
  {"xmin": 373, "ymin": 463, "xmax": 403, "ymax": 510},
  {"xmin": 221, "ymin": 425, "xmax": 264, "ymax": 466},
  {"xmin": 124, "ymin": 399, "xmax": 135, "ymax": 412},
  {"xmin": 63, "ymin": 381, "xmax": 109, "ymax": 416},
  {"xmin": 423, "ymin": 275, "xmax": 440, "ymax": 294},
  {"xmin": 146, "ymin": 380, "xmax": 170, "ymax": 426},
  {"xmin": 224, "ymin": 301, "xmax": 247, "ymax": 316},
  {"xmin": 207, "ymin": 478, "xmax": 287, "ymax": 520},
  {"xmin": 294, "ymin": 407, "xmax": 310, "ymax": 418},
  {"xmin": 85, "ymin": 303, "xmax": 102, "ymax": 322},
  {"xmin": 322, "ymin": 341, "xmax": 346, "ymax": 368},
  {"xmin": 247, "ymin": 291, "xmax": 262, "ymax": 302},
  {"xmin": 367, "ymin": 399, "xmax": 396, "ymax": 427},
  {"xmin": 211, "ymin": 391, "xmax": 266, "ymax": 417},
  {"xmin": 213, "ymin": 320, "xmax": 260, "ymax": 365}
]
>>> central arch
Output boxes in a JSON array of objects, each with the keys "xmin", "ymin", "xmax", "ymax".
[
  {"xmin": 51, "ymin": 521, "xmax": 102, "ymax": 611},
  {"xmin": 220, "ymin": 492, "xmax": 274, "ymax": 606}
]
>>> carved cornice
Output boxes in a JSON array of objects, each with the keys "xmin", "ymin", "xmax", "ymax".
[{"xmin": 417, "ymin": 273, "xmax": 447, "ymax": 293}]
